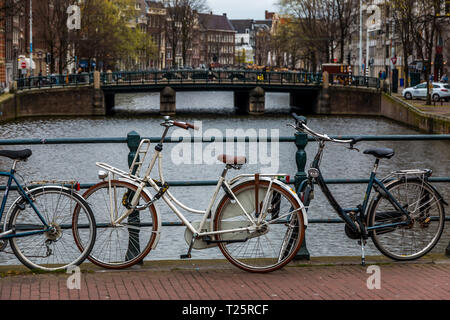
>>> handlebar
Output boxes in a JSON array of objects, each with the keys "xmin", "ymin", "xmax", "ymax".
[
  {"xmin": 161, "ymin": 116, "xmax": 199, "ymax": 131},
  {"xmin": 291, "ymin": 113, "xmax": 360, "ymax": 146},
  {"xmin": 173, "ymin": 121, "xmax": 199, "ymax": 131}
]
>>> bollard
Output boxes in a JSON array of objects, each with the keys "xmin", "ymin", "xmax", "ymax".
[
  {"xmin": 293, "ymin": 122, "xmax": 310, "ymax": 260},
  {"xmin": 446, "ymin": 241, "xmax": 450, "ymax": 258},
  {"xmin": 126, "ymin": 131, "xmax": 143, "ymax": 264}
]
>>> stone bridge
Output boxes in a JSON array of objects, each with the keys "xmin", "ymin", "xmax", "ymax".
[{"xmin": 7, "ymin": 70, "xmax": 381, "ymax": 117}]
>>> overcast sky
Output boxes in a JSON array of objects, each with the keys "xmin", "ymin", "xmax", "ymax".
[{"xmin": 205, "ymin": 0, "xmax": 279, "ymax": 20}]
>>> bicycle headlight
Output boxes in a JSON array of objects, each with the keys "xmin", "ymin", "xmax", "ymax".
[
  {"xmin": 98, "ymin": 170, "xmax": 108, "ymax": 180},
  {"xmin": 308, "ymin": 168, "xmax": 320, "ymax": 178}
]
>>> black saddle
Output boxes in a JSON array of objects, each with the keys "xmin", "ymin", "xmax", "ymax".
[
  {"xmin": 0, "ymin": 149, "xmax": 32, "ymax": 161},
  {"xmin": 363, "ymin": 148, "xmax": 395, "ymax": 159}
]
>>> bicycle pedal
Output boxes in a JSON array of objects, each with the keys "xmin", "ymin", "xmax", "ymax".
[{"xmin": 180, "ymin": 254, "xmax": 192, "ymax": 259}]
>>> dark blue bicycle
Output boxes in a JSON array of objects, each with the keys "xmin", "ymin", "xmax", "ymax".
[
  {"xmin": 0, "ymin": 149, "xmax": 96, "ymax": 271},
  {"xmin": 291, "ymin": 114, "xmax": 446, "ymax": 265}
]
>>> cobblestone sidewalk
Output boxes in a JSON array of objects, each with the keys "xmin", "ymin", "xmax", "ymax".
[{"xmin": 0, "ymin": 260, "xmax": 449, "ymax": 301}]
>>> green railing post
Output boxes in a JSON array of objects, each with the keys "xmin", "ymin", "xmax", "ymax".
[
  {"xmin": 294, "ymin": 120, "xmax": 310, "ymax": 260},
  {"xmin": 126, "ymin": 130, "xmax": 143, "ymax": 264}
]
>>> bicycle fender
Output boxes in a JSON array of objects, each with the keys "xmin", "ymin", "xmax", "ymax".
[
  {"xmin": 116, "ymin": 178, "xmax": 163, "ymax": 249},
  {"xmin": 394, "ymin": 177, "xmax": 448, "ymax": 206},
  {"xmin": 228, "ymin": 177, "xmax": 308, "ymax": 226},
  {"xmin": 427, "ymin": 182, "xmax": 448, "ymax": 206},
  {"xmin": 2, "ymin": 185, "xmax": 82, "ymax": 232},
  {"xmin": 365, "ymin": 178, "xmax": 448, "ymax": 226}
]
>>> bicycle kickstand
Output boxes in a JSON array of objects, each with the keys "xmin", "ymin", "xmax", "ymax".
[
  {"xmin": 181, "ymin": 233, "xmax": 197, "ymax": 259},
  {"xmin": 359, "ymin": 238, "xmax": 367, "ymax": 267}
]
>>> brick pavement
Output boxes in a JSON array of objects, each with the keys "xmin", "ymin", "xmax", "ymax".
[{"xmin": 0, "ymin": 260, "xmax": 449, "ymax": 301}]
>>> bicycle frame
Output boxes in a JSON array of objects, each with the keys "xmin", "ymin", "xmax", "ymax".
[
  {"xmin": 302, "ymin": 141, "xmax": 412, "ymax": 235},
  {"xmin": 96, "ymin": 138, "xmax": 300, "ymax": 241},
  {"xmin": 0, "ymin": 165, "xmax": 51, "ymax": 240}
]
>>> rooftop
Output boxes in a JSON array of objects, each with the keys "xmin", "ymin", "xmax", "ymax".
[{"xmin": 198, "ymin": 13, "xmax": 236, "ymax": 32}]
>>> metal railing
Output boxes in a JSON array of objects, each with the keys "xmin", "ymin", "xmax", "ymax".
[
  {"xmin": 14, "ymin": 70, "xmax": 381, "ymax": 91},
  {"xmin": 0, "ymin": 130, "xmax": 448, "ymax": 258},
  {"xmin": 14, "ymin": 73, "xmax": 93, "ymax": 90},
  {"xmin": 327, "ymin": 73, "xmax": 381, "ymax": 89}
]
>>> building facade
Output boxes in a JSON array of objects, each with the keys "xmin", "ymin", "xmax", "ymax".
[
  {"xmin": 198, "ymin": 13, "xmax": 235, "ymax": 67},
  {"xmin": 230, "ymin": 19, "xmax": 255, "ymax": 65},
  {"xmin": 343, "ymin": 0, "xmax": 450, "ymax": 87}
]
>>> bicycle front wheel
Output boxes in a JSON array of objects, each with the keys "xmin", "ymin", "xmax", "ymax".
[
  {"xmin": 8, "ymin": 186, "xmax": 96, "ymax": 271},
  {"xmin": 368, "ymin": 180, "xmax": 445, "ymax": 260},
  {"xmin": 74, "ymin": 180, "xmax": 159, "ymax": 269},
  {"xmin": 214, "ymin": 180, "xmax": 305, "ymax": 273}
]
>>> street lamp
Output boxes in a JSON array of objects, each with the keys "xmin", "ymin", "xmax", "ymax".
[
  {"xmin": 29, "ymin": 0, "xmax": 33, "ymax": 77},
  {"xmin": 359, "ymin": 0, "xmax": 363, "ymax": 76}
]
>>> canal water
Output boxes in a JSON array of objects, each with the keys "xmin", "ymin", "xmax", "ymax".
[{"xmin": 0, "ymin": 91, "xmax": 449, "ymax": 265}]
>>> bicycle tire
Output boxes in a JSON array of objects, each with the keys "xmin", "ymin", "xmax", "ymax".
[
  {"xmin": 214, "ymin": 180, "xmax": 305, "ymax": 273},
  {"xmin": 74, "ymin": 180, "xmax": 159, "ymax": 269},
  {"xmin": 368, "ymin": 179, "xmax": 445, "ymax": 260},
  {"xmin": 8, "ymin": 186, "xmax": 96, "ymax": 271}
]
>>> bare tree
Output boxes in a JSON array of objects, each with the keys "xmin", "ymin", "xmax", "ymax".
[
  {"xmin": 164, "ymin": 0, "xmax": 208, "ymax": 68},
  {"xmin": 336, "ymin": 0, "xmax": 357, "ymax": 63},
  {"xmin": 0, "ymin": 0, "xmax": 26, "ymax": 23},
  {"xmin": 387, "ymin": 0, "xmax": 417, "ymax": 88},
  {"xmin": 410, "ymin": 0, "xmax": 441, "ymax": 104},
  {"xmin": 279, "ymin": 0, "xmax": 330, "ymax": 70},
  {"xmin": 35, "ymin": 0, "xmax": 75, "ymax": 74}
]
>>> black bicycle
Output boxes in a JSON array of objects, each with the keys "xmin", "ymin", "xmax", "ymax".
[{"xmin": 290, "ymin": 113, "xmax": 447, "ymax": 265}]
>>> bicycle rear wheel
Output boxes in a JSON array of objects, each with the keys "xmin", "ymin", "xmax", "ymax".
[
  {"xmin": 368, "ymin": 180, "xmax": 445, "ymax": 260},
  {"xmin": 74, "ymin": 180, "xmax": 159, "ymax": 269},
  {"xmin": 8, "ymin": 186, "xmax": 96, "ymax": 271},
  {"xmin": 214, "ymin": 180, "xmax": 305, "ymax": 273}
]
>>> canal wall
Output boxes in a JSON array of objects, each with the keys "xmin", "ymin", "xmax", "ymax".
[
  {"xmin": 0, "ymin": 86, "xmax": 105, "ymax": 122},
  {"xmin": 315, "ymin": 86, "xmax": 381, "ymax": 115},
  {"xmin": 380, "ymin": 94, "xmax": 450, "ymax": 134},
  {"xmin": 314, "ymin": 86, "xmax": 449, "ymax": 134},
  {"xmin": 1, "ymin": 84, "xmax": 448, "ymax": 134}
]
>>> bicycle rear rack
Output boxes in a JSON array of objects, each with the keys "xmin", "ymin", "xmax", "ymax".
[
  {"xmin": 129, "ymin": 139, "xmax": 151, "ymax": 178},
  {"xmin": 97, "ymin": 162, "xmax": 140, "ymax": 181},
  {"xmin": 382, "ymin": 169, "xmax": 432, "ymax": 183}
]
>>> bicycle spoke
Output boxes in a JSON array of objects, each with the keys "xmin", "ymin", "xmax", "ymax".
[
  {"xmin": 370, "ymin": 180, "xmax": 444, "ymax": 260},
  {"xmin": 215, "ymin": 180, "xmax": 304, "ymax": 272}
]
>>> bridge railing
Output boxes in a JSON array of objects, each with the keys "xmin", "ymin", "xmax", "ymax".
[
  {"xmin": 0, "ymin": 131, "xmax": 449, "ymax": 259},
  {"xmin": 99, "ymin": 70, "xmax": 324, "ymax": 86},
  {"xmin": 15, "ymin": 70, "xmax": 380, "ymax": 90},
  {"xmin": 15, "ymin": 73, "xmax": 92, "ymax": 90},
  {"xmin": 327, "ymin": 73, "xmax": 380, "ymax": 89}
]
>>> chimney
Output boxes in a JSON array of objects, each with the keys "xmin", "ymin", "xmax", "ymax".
[{"xmin": 223, "ymin": 13, "xmax": 226, "ymax": 17}]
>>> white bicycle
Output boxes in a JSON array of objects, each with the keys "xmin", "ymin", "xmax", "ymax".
[{"xmin": 73, "ymin": 116, "xmax": 308, "ymax": 273}]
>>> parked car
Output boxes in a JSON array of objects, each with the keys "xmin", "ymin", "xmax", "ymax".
[{"xmin": 402, "ymin": 82, "xmax": 450, "ymax": 102}]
